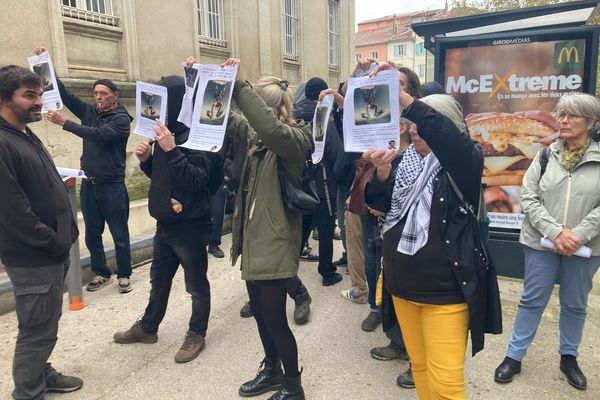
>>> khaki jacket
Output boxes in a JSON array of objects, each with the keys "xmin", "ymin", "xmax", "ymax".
[
  {"xmin": 520, "ymin": 140, "xmax": 600, "ymax": 255},
  {"xmin": 226, "ymin": 80, "xmax": 313, "ymax": 280}
]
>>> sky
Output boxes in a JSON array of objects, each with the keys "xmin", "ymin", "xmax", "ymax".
[{"xmin": 355, "ymin": 0, "xmax": 449, "ymax": 26}]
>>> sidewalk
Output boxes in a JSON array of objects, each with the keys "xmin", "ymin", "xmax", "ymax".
[{"xmin": 0, "ymin": 234, "xmax": 598, "ymax": 399}]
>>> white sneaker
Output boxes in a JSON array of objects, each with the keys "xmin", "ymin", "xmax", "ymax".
[
  {"xmin": 340, "ymin": 288, "xmax": 367, "ymax": 304},
  {"xmin": 118, "ymin": 277, "xmax": 133, "ymax": 293}
]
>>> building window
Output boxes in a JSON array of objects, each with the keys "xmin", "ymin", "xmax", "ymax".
[
  {"xmin": 355, "ymin": 53, "xmax": 362, "ymax": 62},
  {"xmin": 282, "ymin": 0, "xmax": 300, "ymax": 60},
  {"xmin": 61, "ymin": 0, "xmax": 118, "ymax": 26},
  {"xmin": 197, "ymin": 0, "xmax": 227, "ymax": 47},
  {"xmin": 415, "ymin": 42, "xmax": 426, "ymax": 55},
  {"xmin": 328, "ymin": 0, "xmax": 339, "ymax": 66},
  {"xmin": 370, "ymin": 51, "xmax": 378, "ymax": 59},
  {"xmin": 393, "ymin": 44, "xmax": 406, "ymax": 57},
  {"xmin": 418, "ymin": 63, "xmax": 426, "ymax": 77}
]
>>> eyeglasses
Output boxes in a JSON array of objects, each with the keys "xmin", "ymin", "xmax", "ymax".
[{"xmin": 555, "ymin": 112, "xmax": 585, "ymax": 121}]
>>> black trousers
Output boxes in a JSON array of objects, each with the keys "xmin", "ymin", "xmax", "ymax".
[
  {"xmin": 301, "ymin": 200, "xmax": 337, "ymax": 278},
  {"xmin": 141, "ymin": 226, "xmax": 211, "ymax": 335}
]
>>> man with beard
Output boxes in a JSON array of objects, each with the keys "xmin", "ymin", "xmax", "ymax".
[{"xmin": 0, "ymin": 65, "xmax": 82, "ymax": 398}]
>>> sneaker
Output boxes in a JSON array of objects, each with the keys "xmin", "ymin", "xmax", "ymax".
[
  {"xmin": 240, "ymin": 302, "xmax": 253, "ymax": 318},
  {"xmin": 361, "ymin": 311, "xmax": 382, "ymax": 332},
  {"xmin": 208, "ymin": 244, "xmax": 225, "ymax": 258},
  {"xmin": 370, "ymin": 341, "xmax": 409, "ymax": 361},
  {"xmin": 113, "ymin": 321, "xmax": 158, "ymax": 344},
  {"xmin": 293, "ymin": 295, "xmax": 312, "ymax": 325},
  {"xmin": 322, "ymin": 272, "xmax": 343, "ymax": 287},
  {"xmin": 340, "ymin": 288, "xmax": 367, "ymax": 304},
  {"xmin": 332, "ymin": 257, "xmax": 347, "ymax": 267},
  {"xmin": 299, "ymin": 246, "xmax": 319, "ymax": 262},
  {"xmin": 118, "ymin": 277, "xmax": 133, "ymax": 293},
  {"xmin": 396, "ymin": 366, "xmax": 415, "ymax": 389},
  {"xmin": 174, "ymin": 331, "xmax": 205, "ymax": 363},
  {"xmin": 312, "ymin": 228, "xmax": 319, "ymax": 241},
  {"xmin": 46, "ymin": 373, "xmax": 83, "ymax": 393},
  {"xmin": 86, "ymin": 275, "xmax": 112, "ymax": 292}
]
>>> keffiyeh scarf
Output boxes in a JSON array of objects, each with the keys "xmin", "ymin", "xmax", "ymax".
[{"xmin": 382, "ymin": 145, "xmax": 442, "ymax": 255}]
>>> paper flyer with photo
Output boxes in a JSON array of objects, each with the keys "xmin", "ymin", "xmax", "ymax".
[
  {"xmin": 181, "ymin": 64, "xmax": 238, "ymax": 152},
  {"xmin": 134, "ymin": 81, "xmax": 168, "ymax": 139},
  {"xmin": 177, "ymin": 62, "xmax": 201, "ymax": 128},
  {"xmin": 27, "ymin": 51, "xmax": 62, "ymax": 113},
  {"xmin": 342, "ymin": 69, "xmax": 400, "ymax": 152},
  {"xmin": 312, "ymin": 94, "xmax": 334, "ymax": 164}
]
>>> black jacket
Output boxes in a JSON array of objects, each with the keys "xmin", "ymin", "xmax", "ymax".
[
  {"xmin": 0, "ymin": 117, "xmax": 78, "ymax": 267},
  {"xmin": 366, "ymin": 99, "xmax": 502, "ymax": 356},
  {"xmin": 292, "ymin": 98, "xmax": 340, "ymax": 201},
  {"xmin": 58, "ymin": 79, "xmax": 132, "ymax": 183}
]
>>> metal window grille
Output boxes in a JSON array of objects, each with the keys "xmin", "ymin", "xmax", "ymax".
[
  {"xmin": 327, "ymin": 0, "xmax": 339, "ymax": 66},
  {"xmin": 197, "ymin": 0, "xmax": 227, "ymax": 47},
  {"xmin": 60, "ymin": 0, "xmax": 118, "ymax": 26},
  {"xmin": 282, "ymin": 0, "xmax": 299, "ymax": 60}
]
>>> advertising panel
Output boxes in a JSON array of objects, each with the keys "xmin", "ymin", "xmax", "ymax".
[{"xmin": 438, "ymin": 27, "xmax": 598, "ymax": 230}]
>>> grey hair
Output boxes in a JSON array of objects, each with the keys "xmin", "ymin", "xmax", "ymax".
[
  {"xmin": 420, "ymin": 94, "xmax": 466, "ymax": 132},
  {"xmin": 555, "ymin": 93, "xmax": 600, "ymax": 139}
]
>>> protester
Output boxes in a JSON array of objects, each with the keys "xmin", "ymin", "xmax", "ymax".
[
  {"xmin": 112, "ymin": 75, "xmax": 221, "ymax": 363},
  {"xmin": 494, "ymin": 93, "xmax": 600, "ymax": 391},
  {"xmin": 364, "ymin": 61, "xmax": 502, "ymax": 399},
  {"xmin": 34, "ymin": 47, "xmax": 134, "ymax": 294},
  {"xmin": 215, "ymin": 57, "xmax": 311, "ymax": 400},
  {"xmin": 0, "ymin": 65, "xmax": 83, "ymax": 398}
]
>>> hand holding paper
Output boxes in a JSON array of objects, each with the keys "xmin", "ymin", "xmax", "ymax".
[{"xmin": 540, "ymin": 238, "xmax": 591, "ymax": 258}]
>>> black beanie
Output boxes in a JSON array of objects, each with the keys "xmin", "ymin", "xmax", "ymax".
[
  {"xmin": 304, "ymin": 77, "xmax": 328, "ymax": 101},
  {"xmin": 93, "ymin": 79, "xmax": 119, "ymax": 93},
  {"xmin": 422, "ymin": 81, "xmax": 445, "ymax": 96}
]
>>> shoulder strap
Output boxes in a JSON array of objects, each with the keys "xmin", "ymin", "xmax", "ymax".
[
  {"xmin": 446, "ymin": 172, "xmax": 478, "ymax": 219},
  {"xmin": 538, "ymin": 146, "xmax": 550, "ymax": 181}
]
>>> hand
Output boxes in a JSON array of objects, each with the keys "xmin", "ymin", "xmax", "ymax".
[
  {"xmin": 153, "ymin": 120, "xmax": 176, "ymax": 152},
  {"xmin": 220, "ymin": 58, "xmax": 240, "ymax": 69},
  {"xmin": 185, "ymin": 56, "xmax": 198, "ymax": 69},
  {"xmin": 34, "ymin": 47, "xmax": 47, "ymax": 56},
  {"xmin": 46, "ymin": 110, "xmax": 66, "ymax": 126},
  {"xmin": 318, "ymin": 88, "xmax": 344, "ymax": 108},
  {"xmin": 224, "ymin": 176, "xmax": 230, "ymax": 183},
  {"xmin": 368, "ymin": 60, "xmax": 398, "ymax": 78},
  {"xmin": 135, "ymin": 139, "xmax": 152, "ymax": 162},
  {"xmin": 368, "ymin": 207, "xmax": 385, "ymax": 217},
  {"xmin": 363, "ymin": 148, "xmax": 396, "ymax": 182},
  {"xmin": 553, "ymin": 229, "xmax": 582, "ymax": 256}
]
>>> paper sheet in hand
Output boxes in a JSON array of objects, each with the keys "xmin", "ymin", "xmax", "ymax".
[
  {"xmin": 177, "ymin": 63, "xmax": 201, "ymax": 128},
  {"xmin": 27, "ymin": 51, "xmax": 63, "ymax": 113},
  {"xmin": 540, "ymin": 238, "xmax": 592, "ymax": 258},
  {"xmin": 135, "ymin": 81, "xmax": 168, "ymax": 139},
  {"xmin": 181, "ymin": 64, "xmax": 238, "ymax": 152},
  {"xmin": 342, "ymin": 70, "xmax": 400, "ymax": 153},
  {"xmin": 57, "ymin": 167, "xmax": 86, "ymax": 182},
  {"xmin": 312, "ymin": 94, "xmax": 334, "ymax": 164}
]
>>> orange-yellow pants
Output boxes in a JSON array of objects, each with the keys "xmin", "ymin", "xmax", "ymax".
[{"xmin": 392, "ymin": 296, "xmax": 469, "ymax": 400}]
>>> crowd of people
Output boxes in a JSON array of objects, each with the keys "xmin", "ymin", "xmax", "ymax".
[{"xmin": 1, "ymin": 47, "xmax": 599, "ymax": 400}]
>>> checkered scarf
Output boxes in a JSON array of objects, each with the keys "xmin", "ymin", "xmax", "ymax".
[{"xmin": 382, "ymin": 145, "xmax": 441, "ymax": 255}]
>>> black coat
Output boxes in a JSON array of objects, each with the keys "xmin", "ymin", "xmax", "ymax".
[{"xmin": 367, "ymin": 99, "xmax": 502, "ymax": 356}]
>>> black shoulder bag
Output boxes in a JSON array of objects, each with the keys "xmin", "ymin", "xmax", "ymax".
[{"xmin": 276, "ymin": 156, "xmax": 320, "ymax": 215}]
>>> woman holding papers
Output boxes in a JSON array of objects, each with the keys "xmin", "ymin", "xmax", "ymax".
[
  {"xmin": 364, "ymin": 61, "xmax": 501, "ymax": 400},
  {"xmin": 495, "ymin": 93, "xmax": 600, "ymax": 391},
  {"xmin": 186, "ymin": 57, "xmax": 312, "ymax": 400}
]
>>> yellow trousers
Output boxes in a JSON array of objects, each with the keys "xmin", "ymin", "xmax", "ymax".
[{"xmin": 392, "ymin": 296, "xmax": 469, "ymax": 400}]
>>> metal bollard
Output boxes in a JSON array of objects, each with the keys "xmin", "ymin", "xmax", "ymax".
[{"xmin": 65, "ymin": 178, "xmax": 85, "ymax": 311}]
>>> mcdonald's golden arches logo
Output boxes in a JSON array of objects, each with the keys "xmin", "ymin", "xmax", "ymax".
[{"xmin": 554, "ymin": 40, "xmax": 584, "ymax": 69}]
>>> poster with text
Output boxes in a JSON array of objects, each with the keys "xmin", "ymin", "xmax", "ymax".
[
  {"xmin": 177, "ymin": 62, "xmax": 201, "ymax": 128},
  {"xmin": 342, "ymin": 69, "xmax": 400, "ymax": 152},
  {"xmin": 27, "ymin": 51, "xmax": 63, "ymax": 113},
  {"xmin": 442, "ymin": 34, "xmax": 589, "ymax": 229},
  {"xmin": 134, "ymin": 81, "xmax": 168, "ymax": 139},
  {"xmin": 312, "ymin": 94, "xmax": 334, "ymax": 163},
  {"xmin": 181, "ymin": 64, "xmax": 238, "ymax": 152}
]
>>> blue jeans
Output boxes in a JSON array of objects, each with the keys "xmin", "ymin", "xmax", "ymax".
[
  {"xmin": 209, "ymin": 184, "xmax": 227, "ymax": 246},
  {"xmin": 507, "ymin": 246, "xmax": 600, "ymax": 361},
  {"xmin": 80, "ymin": 181, "xmax": 131, "ymax": 278},
  {"xmin": 361, "ymin": 214, "xmax": 379, "ymax": 310},
  {"xmin": 141, "ymin": 226, "xmax": 211, "ymax": 335}
]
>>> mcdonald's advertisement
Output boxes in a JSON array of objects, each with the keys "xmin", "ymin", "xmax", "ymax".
[{"xmin": 440, "ymin": 32, "xmax": 593, "ymax": 229}]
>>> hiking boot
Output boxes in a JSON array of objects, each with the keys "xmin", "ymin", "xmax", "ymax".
[
  {"xmin": 322, "ymin": 272, "xmax": 343, "ymax": 287},
  {"xmin": 240, "ymin": 301, "xmax": 253, "ymax": 318},
  {"xmin": 174, "ymin": 331, "xmax": 205, "ymax": 363},
  {"xmin": 208, "ymin": 244, "xmax": 225, "ymax": 258},
  {"xmin": 340, "ymin": 288, "xmax": 367, "ymax": 304},
  {"xmin": 86, "ymin": 275, "xmax": 112, "ymax": 292},
  {"xmin": 299, "ymin": 246, "xmax": 319, "ymax": 262},
  {"xmin": 361, "ymin": 311, "xmax": 382, "ymax": 332},
  {"xmin": 118, "ymin": 277, "xmax": 133, "ymax": 293},
  {"xmin": 268, "ymin": 373, "xmax": 305, "ymax": 400},
  {"xmin": 113, "ymin": 321, "xmax": 158, "ymax": 344},
  {"xmin": 294, "ymin": 295, "xmax": 311, "ymax": 325},
  {"xmin": 370, "ymin": 341, "xmax": 409, "ymax": 361},
  {"xmin": 397, "ymin": 366, "xmax": 415, "ymax": 389},
  {"xmin": 239, "ymin": 357, "xmax": 284, "ymax": 397},
  {"xmin": 46, "ymin": 373, "xmax": 83, "ymax": 393}
]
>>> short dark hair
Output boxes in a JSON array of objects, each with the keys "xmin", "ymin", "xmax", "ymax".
[
  {"xmin": 398, "ymin": 67, "xmax": 424, "ymax": 99},
  {"xmin": 0, "ymin": 65, "xmax": 42, "ymax": 102}
]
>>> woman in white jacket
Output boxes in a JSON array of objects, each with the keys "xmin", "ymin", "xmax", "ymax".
[{"xmin": 494, "ymin": 93, "xmax": 600, "ymax": 391}]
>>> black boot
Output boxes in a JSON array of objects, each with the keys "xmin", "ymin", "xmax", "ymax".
[
  {"xmin": 239, "ymin": 358, "xmax": 284, "ymax": 397},
  {"xmin": 268, "ymin": 373, "xmax": 305, "ymax": 400},
  {"xmin": 560, "ymin": 354, "xmax": 587, "ymax": 390}
]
